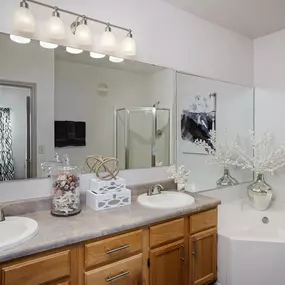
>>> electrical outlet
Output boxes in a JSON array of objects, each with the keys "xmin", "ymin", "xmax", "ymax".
[{"xmin": 38, "ymin": 145, "xmax": 45, "ymax": 155}]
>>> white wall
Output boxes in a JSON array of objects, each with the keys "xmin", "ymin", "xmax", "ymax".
[
  {"xmin": 254, "ymin": 29, "xmax": 285, "ymax": 201},
  {"xmin": 0, "ymin": 34, "xmax": 54, "ymax": 176},
  {"xmin": 0, "ymin": 0, "xmax": 253, "ymax": 86},
  {"xmin": 0, "ymin": 86, "xmax": 29, "ymax": 179}
]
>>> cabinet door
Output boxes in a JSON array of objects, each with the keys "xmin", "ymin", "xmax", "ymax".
[
  {"xmin": 189, "ymin": 228, "xmax": 217, "ymax": 285},
  {"xmin": 150, "ymin": 239, "xmax": 185, "ymax": 285}
]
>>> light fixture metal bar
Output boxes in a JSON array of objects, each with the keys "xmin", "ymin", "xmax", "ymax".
[{"xmin": 26, "ymin": 0, "xmax": 130, "ymax": 32}]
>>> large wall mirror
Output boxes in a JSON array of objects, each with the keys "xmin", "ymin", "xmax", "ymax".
[
  {"xmin": 0, "ymin": 31, "xmax": 254, "ymax": 192},
  {"xmin": 176, "ymin": 72, "xmax": 254, "ymax": 192},
  {"xmin": 0, "ymin": 32, "xmax": 175, "ymax": 181}
]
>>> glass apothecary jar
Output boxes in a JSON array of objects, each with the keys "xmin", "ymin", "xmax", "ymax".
[
  {"xmin": 41, "ymin": 153, "xmax": 62, "ymax": 178},
  {"xmin": 51, "ymin": 156, "xmax": 81, "ymax": 217}
]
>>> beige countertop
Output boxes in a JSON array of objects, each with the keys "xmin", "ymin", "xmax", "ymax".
[{"xmin": 0, "ymin": 192, "xmax": 220, "ymax": 263}]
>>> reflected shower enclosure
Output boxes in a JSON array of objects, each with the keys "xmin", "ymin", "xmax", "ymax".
[{"xmin": 115, "ymin": 107, "xmax": 170, "ymax": 169}]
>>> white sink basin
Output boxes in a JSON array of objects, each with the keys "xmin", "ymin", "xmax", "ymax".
[
  {"xmin": 137, "ymin": 191, "xmax": 195, "ymax": 209},
  {"xmin": 0, "ymin": 217, "xmax": 38, "ymax": 251}
]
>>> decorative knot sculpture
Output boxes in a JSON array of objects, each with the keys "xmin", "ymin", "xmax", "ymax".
[{"xmin": 85, "ymin": 156, "xmax": 120, "ymax": 180}]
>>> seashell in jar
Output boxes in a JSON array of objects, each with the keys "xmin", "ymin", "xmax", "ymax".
[{"xmin": 60, "ymin": 181, "xmax": 66, "ymax": 187}]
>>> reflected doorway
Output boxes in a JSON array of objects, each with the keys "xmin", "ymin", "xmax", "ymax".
[{"xmin": 0, "ymin": 81, "xmax": 36, "ymax": 181}]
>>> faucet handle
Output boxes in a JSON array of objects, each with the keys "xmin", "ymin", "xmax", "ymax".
[{"xmin": 148, "ymin": 184, "xmax": 164, "ymax": 196}]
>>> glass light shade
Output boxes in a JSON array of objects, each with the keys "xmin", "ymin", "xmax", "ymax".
[
  {"xmin": 75, "ymin": 24, "xmax": 93, "ymax": 47},
  {"xmin": 10, "ymin": 34, "xmax": 31, "ymax": 44},
  {"xmin": 66, "ymin": 47, "xmax": 83, "ymax": 54},
  {"xmin": 40, "ymin": 41, "xmax": 58, "ymax": 49},
  {"xmin": 13, "ymin": 6, "xmax": 36, "ymax": 35},
  {"xmin": 46, "ymin": 16, "xmax": 66, "ymax": 40},
  {"xmin": 90, "ymin": 52, "xmax": 106, "ymax": 59},
  {"xmin": 100, "ymin": 31, "xmax": 116, "ymax": 52},
  {"xmin": 121, "ymin": 36, "xmax": 136, "ymax": 56},
  {"xmin": 109, "ymin": 56, "xmax": 124, "ymax": 63}
]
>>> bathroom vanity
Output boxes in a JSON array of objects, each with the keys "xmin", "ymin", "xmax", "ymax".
[{"xmin": 0, "ymin": 195, "xmax": 219, "ymax": 285}]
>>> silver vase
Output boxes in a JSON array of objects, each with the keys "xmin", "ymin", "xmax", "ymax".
[
  {"xmin": 216, "ymin": 168, "xmax": 239, "ymax": 187},
  {"xmin": 248, "ymin": 173, "xmax": 273, "ymax": 211}
]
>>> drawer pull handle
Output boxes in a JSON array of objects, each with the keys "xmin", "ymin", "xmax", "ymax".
[
  {"xmin": 106, "ymin": 244, "xmax": 130, "ymax": 254},
  {"xmin": 106, "ymin": 270, "xmax": 129, "ymax": 282},
  {"xmin": 192, "ymin": 240, "xmax": 197, "ymax": 259},
  {"xmin": 181, "ymin": 244, "xmax": 186, "ymax": 262}
]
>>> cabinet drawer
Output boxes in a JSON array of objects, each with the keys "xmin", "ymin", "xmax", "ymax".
[
  {"xmin": 190, "ymin": 209, "xmax": 217, "ymax": 234},
  {"xmin": 150, "ymin": 218, "xmax": 184, "ymax": 248},
  {"xmin": 85, "ymin": 230, "xmax": 142, "ymax": 269},
  {"xmin": 1, "ymin": 250, "xmax": 71, "ymax": 285},
  {"xmin": 85, "ymin": 254, "xmax": 142, "ymax": 285}
]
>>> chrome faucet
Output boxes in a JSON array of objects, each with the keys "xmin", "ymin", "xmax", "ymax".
[
  {"xmin": 147, "ymin": 184, "xmax": 164, "ymax": 196},
  {"xmin": 0, "ymin": 204, "xmax": 5, "ymax": 222}
]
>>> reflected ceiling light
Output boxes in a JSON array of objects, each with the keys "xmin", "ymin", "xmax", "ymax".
[
  {"xmin": 109, "ymin": 56, "xmax": 124, "ymax": 63},
  {"xmin": 90, "ymin": 52, "xmax": 106, "ymax": 59},
  {"xmin": 46, "ymin": 7, "xmax": 66, "ymax": 40},
  {"xmin": 12, "ymin": 0, "xmax": 36, "ymax": 36},
  {"xmin": 40, "ymin": 41, "xmax": 58, "ymax": 49},
  {"xmin": 10, "ymin": 34, "xmax": 31, "ymax": 44},
  {"xmin": 66, "ymin": 46, "xmax": 83, "ymax": 54},
  {"xmin": 121, "ymin": 30, "xmax": 136, "ymax": 56},
  {"xmin": 74, "ymin": 16, "xmax": 93, "ymax": 47},
  {"xmin": 100, "ymin": 23, "xmax": 116, "ymax": 52}
]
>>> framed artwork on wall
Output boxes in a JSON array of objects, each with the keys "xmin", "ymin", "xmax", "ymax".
[{"xmin": 178, "ymin": 75, "xmax": 217, "ymax": 155}]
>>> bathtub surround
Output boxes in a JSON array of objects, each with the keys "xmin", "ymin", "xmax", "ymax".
[{"xmin": 218, "ymin": 198, "xmax": 285, "ymax": 285}]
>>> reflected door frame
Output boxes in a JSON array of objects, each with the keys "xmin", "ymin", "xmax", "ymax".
[{"xmin": 0, "ymin": 80, "xmax": 37, "ymax": 179}]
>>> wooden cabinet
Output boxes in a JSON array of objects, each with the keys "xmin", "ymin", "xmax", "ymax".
[
  {"xmin": 189, "ymin": 228, "xmax": 217, "ymax": 285},
  {"xmin": 0, "ymin": 208, "xmax": 218, "ymax": 285},
  {"xmin": 85, "ymin": 254, "xmax": 142, "ymax": 285},
  {"xmin": 85, "ymin": 230, "xmax": 142, "ymax": 269},
  {"xmin": 149, "ymin": 240, "xmax": 185, "ymax": 285},
  {"xmin": 0, "ymin": 250, "xmax": 72, "ymax": 285},
  {"xmin": 149, "ymin": 218, "xmax": 184, "ymax": 248},
  {"xmin": 48, "ymin": 281, "xmax": 70, "ymax": 285}
]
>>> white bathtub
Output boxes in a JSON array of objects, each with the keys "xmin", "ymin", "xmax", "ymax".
[{"xmin": 218, "ymin": 199, "xmax": 285, "ymax": 285}]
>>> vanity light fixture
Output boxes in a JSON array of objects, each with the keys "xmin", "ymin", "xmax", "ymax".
[
  {"xmin": 10, "ymin": 0, "xmax": 35, "ymax": 43},
  {"xmin": 90, "ymin": 52, "xmax": 106, "ymax": 59},
  {"xmin": 9, "ymin": 0, "xmax": 136, "ymax": 57},
  {"xmin": 121, "ymin": 30, "xmax": 136, "ymax": 56},
  {"xmin": 10, "ymin": 34, "xmax": 31, "ymax": 44},
  {"xmin": 100, "ymin": 23, "xmax": 117, "ymax": 52},
  {"xmin": 46, "ymin": 6, "xmax": 66, "ymax": 40},
  {"xmin": 109, "ymin": 56, "xmax": 124, "ymax": 63},
  {"xmin": 40, "ymin": 41, "xmax": 58, "ymax": 49},
  {"xmin": 74, "ymin": 16, "xmax": 93, "ymax": 47},
  {"xmin": 66, "ymin": 46, "xmax": 83, "ymax": 54}
]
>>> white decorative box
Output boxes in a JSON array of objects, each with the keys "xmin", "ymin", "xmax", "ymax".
[
  {"xmin": 90, "ymin": 177, "xmax": 126, "ymax": 194},
  {"xmin": 86, "ymin": 189, "xmax": 131, "ymax": 211}
]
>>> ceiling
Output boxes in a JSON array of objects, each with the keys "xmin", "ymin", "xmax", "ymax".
[{"xmin": 163, "ymin": 0, "xmax": 285, "ymax": 39}]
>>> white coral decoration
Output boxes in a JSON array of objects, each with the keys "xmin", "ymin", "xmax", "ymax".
[
  {"xmin": 232, "ymin": 130, "xmax": 285, "ymax": 175},
  {"xmin": 167, "ymin": 165, "xmax": 191, "ymax": 185},
  {"xmin": 194, "ymin": 130, "xmax": 237, "ymax": 169}
]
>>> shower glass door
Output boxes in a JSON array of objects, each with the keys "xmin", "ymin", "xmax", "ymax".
[{"xmin": 116, "ymin": 107, "xmax": 170, "ymax": 169}]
